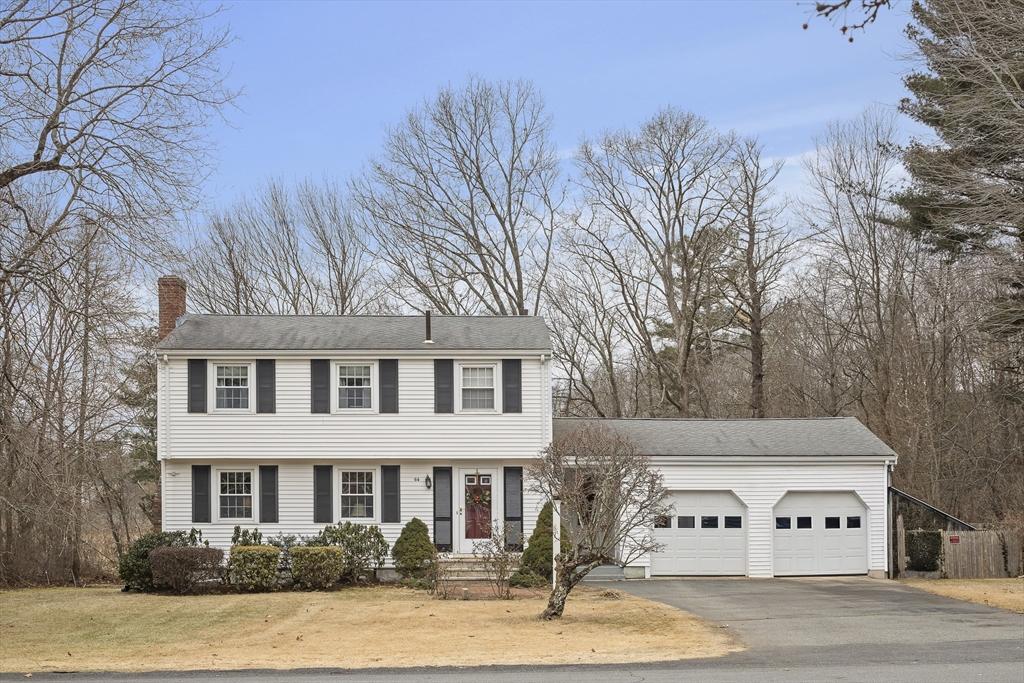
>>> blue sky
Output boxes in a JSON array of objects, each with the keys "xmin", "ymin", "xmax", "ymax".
[{"xmin": 202, "ymin": 0, "xmax": 917, "ymax": 207}]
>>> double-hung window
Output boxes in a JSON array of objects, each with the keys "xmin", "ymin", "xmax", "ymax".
[
  {"xmin": 337, "ymin": 363, "xmax": 373, "ymax": 410},
  {"xmin": 219, "ymin": 470, "xmax": 253, "ymax": 519},
  {"xmin": 460, "ymin": 365, "xmax": 495, "ymax": 411},
  {"xmin": 340, "ymin": 470, "xmax": 374, "ymax": 519},
  {"xmin": 215, "ymin": 364, "xmax": 250, "ymax": 410}
]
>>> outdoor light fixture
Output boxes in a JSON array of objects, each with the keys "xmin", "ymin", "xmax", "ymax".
[{"xmin": 425, "ymin": 475, "xmax": 432, "ymax": 490}]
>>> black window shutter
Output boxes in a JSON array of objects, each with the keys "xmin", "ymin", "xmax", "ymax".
[
  {"xmin": 502, "ymin": 359, "xmax": 522, "ymax": 413},
  {"xmin": 503, "ymin": 467, "xmax": 524, "ymax": 550},
  {"xmin": 434, "ymin": 359, "xmax": 454, "ymax": 413},
  {"xmin": 313, "ymin": 465, "xmax": 333, "ymax": 523},
  {"xmin": 187, "ymin": 359, "xmax": 207, "ymax": 413},
  {"xmin": 259, "ymin": 465, "xmax": 278, "ymax": 523},
  {"xmin": 379, "ymin": 359, "xmax": 399, "ymax": 413},
  {"xmin": 256, "ymin": 360, "xmax": 276, "ymax": 414},
  {"xmin": 433, "ymin": 467, "xmax": 453, "ymax": 551},
  {"xmin": 381, "ymin": 465, "xmax": 400, "ymax": 523},
  {"xmin": 191, "ymin": 465, "xmax": 211, "ymax": 523},
  {"xmin": 310, "ymin": 359, "xmax": 330, "ymax": 414}
]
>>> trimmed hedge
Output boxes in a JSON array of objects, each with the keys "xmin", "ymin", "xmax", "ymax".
[
  {"xmin": 304, "ymin": 523, "xmax": 388, "ymax": 583},
  {"xmin": 228, "ymin": 545, "xmax": 280, "ymax": 591},
  {"xmin": 150, "ymin": 546, "xmax": 224, "ymax": 594},
  {"xmin": 291, "ymin": 546, "xmax": 345, "ymax": 589},
  {"xmin": 118, "ymin": 530, "xmax": 203, "ymax": 592},
  {"xmin": 392, "ymin": 518, "xmax": 435, "ymax": 579},
  {"xmin": 907, "ymin": 530, "xmax": 943, "ymax": 571}
]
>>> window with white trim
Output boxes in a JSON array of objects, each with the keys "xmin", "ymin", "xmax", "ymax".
[
  {"xmin": 340, "ymin": 470, "xmax": 374, "ymax": 519},
  {"xmin": 460, "ymin": 365, "xmax": 495, "ymax": 411},
  {"xmin": 215, "ymin": 364, "xmax": 250, "ymax": 410},
  {"xmin": 219, "ymin": 470, "xmax": 253, "ymax": 519},
  {"xmin": 337, "ymin": 364, "xmax": 373, "ymax": 409}
]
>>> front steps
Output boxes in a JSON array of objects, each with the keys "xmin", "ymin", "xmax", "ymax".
[{"xmin": 438, "ymin": 553, "xmax": 520, "ymax": 581}]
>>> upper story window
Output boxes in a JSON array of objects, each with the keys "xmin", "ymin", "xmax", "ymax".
[
  {"xmin": 215, "ymin": 364, "xmax": 250, "ymax": 410},
  {"xmin": 219, "ymin": 470, "xmax": 253, "ymax": 519},
  {"xmin": 336, "ymin": 362, "xmax": 374, "ymax": 410},
  {"xmin": 460, "ymin": 364, "xmax": 495, "ymax": 411}
]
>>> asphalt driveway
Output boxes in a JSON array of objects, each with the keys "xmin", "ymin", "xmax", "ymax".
[{"xmin": 604, "ymin": 577, "xmax": 1024, "ymax": 671}]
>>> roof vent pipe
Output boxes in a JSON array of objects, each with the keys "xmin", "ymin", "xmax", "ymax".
[{"xmin": 424, "ymin": 309, "xmax": 434, "ymax": 344}]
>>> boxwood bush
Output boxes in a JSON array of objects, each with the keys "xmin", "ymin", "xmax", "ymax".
[
  {"xmin": 304, "ymin": 522, "xmax": 388, "ymax": 583},
  {"xmin": 118, "ymin": 530, "xmax": 204, "ymax": 592},
  {"xmin": 291, "ymin": 546, "xmax": 345, "ymax": 589},
  {"xmin": 392, "ymin": 518, "xmax": 435, "ymax": 580},
  {"xmin": 150, "ymin": 546, "xmax": 224, "ymax": 594},
  {"xmin": 228, "ymin": 545, "xmax": 280, "ymax": 591}
]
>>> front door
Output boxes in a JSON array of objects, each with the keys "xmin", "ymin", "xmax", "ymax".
[{"xmin": 457, "ymin": 469, "xmax": 496, "ymax": 553}]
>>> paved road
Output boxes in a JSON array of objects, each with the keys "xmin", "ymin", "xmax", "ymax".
[{"xmin": 8, "ymin": 578, "xmax": 1023, "ymax": 682}]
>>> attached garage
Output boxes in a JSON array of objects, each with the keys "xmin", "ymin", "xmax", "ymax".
[
  {"xmin": 553, "ymin": 416, "xmax": 897, "ymax": 579},
  {"xmin": 773, "ymin": 491, "xmax": 868, "ymax": 575},
  {"xmin": 652, "ymin": 491, "xmax": 747, "ymax": 576}
]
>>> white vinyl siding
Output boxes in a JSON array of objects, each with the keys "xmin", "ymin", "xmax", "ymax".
[
  {"xmin": 643, "ymin": 462, "xmax": 888, "ymax": 577},
  {"xmin": 162, "ymin": 459, "xmax": 545, "ymax": 562},
  {"xmin": 160, "ymin": 356, "xmax": 547, "ymax": 459}
]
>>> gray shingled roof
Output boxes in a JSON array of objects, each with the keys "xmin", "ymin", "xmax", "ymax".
[
  {"xmin": 155, "ymin": 314, "xmax": 552, "ymax": 351},
  {"xmin": 552, "ymin": 417, "xmax": 895, "ymax": 457}
]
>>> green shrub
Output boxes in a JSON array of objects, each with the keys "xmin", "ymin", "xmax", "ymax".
[
  {"xmin": 907, "ymin": 530, "xmax": 943, "ymax": 571},
  {"xmin": 509, "ymin": 569, "xmax": 548, "ymax": 588},
  {"xmin": 150, "ymin": 546, "xmax": 224, "ymax": 594},
  {"xmin": 227, "ymin": 545, "xmax": 280, "ymax": 591},
  {"xmin": 392, "ymin": 518, "xmax": 436, "ymax": 579},
  {"xmin": 516, "ymin": 502, "xmax": 571, "ymax": 582},
  {"xmin": 304, "ymin": 523, "xmax": 388, "ymax": 583},
  {"xmin": 290, "ymin": 546, "xmax": 345, "ymax": 589},
  {"xmin": 231, "ymin": 526, "xmax": 263, "ymax": 546},
  {"xmin": 118, "ymin": 530, "xmax": 203, "ymax": 592},
  {"xmin": 267, "ymin": 533, "xmax": 300, "ymax": 571}
]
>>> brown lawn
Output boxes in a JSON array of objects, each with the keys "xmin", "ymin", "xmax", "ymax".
[
  {"xmin": 902, "ymin": 578, "xmax": 1024, "ymax": 613},
  {"xmin": 0, "ymin": 585, "xmax": 741, "ymax": 673}
]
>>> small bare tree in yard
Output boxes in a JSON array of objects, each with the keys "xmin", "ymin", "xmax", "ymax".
[{"xmin": 527, "ymin": 425, "xmax": 668, "ymax": 620}]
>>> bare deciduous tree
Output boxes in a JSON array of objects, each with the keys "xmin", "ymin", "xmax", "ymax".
[
  {"xmin": 527, "ymin": 425, "xmax": 668, "ymax": 620},
  {"xmin": 0, "ymin": 0, "xmax": 235, "ymax": 291},
  {"xmin": 352, "ymin": 78, "xmax": 563, "ymax": 315},
  {"xmin": 574, "ymin": 109, "xmax": 736, "ymax": 416}
]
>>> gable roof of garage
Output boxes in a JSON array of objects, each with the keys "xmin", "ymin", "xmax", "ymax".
[{"xmin": 552, "ymin": 417, "xmax": 896, "ymax": 457}]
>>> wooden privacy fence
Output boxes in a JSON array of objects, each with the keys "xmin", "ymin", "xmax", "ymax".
[{"xmin": 940, "ymin": 530, "xmax": 1021, "ymax": 579}]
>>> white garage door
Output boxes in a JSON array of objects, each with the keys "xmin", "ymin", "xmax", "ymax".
[
  {"xmin": 652, "ymin": 491, "xmax": 747, "ymax": 576},
  {"xmin": 773, "ymin": 491, "xmax": 868, "ymax": 576}
]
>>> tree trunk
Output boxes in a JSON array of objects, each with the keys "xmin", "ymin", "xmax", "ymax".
[{"xmin": 540, "ymin": 558, "xmax": 603, "ymax": 620}]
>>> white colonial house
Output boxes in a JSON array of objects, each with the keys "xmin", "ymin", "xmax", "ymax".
[{"xmin": 156, "ymin": 276, "xmax": 897, "ymax": 578}]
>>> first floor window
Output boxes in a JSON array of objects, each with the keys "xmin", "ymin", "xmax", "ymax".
[
  {"xmin": 338, "ymin": 364, "xmax": 372, "ymax": 409},
  {"xmin": 461, "ymin": 365, "xmax": 495, "ymax": 410},
  {"xmin": 216, "ymin": 364, "xmax": 250, "ymax": 409},
  {"xmin": 340, "ymin": 470, "xmax": 374, "ymax": 518},
  {"xmin": 219, "ymin": 471, "xmax": 253, "ymax": 519}
]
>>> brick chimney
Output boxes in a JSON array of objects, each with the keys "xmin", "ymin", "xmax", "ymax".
[{"xmin": 157, "ymin": 276, "xmax": 186, "ymax": 341}]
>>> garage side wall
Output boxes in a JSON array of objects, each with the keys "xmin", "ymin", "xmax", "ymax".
[{"xmin": 648, "ymin": 461, "xmax": 889, "ymax": 577}]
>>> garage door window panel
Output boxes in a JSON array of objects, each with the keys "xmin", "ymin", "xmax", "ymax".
[
  {"xmin": 701, "ymin": 516, "xmax": 719, "ymax": 528},
  {"xmin": 654, "ymin": 516, "xmax": 671, "ymax": 529},
  {"xmin": 825, "ymin": 516, "xmax": 840, "ymax": 529},
  {"xmin": 847, "ymin": 516, "xmax": 861, "ymax": 528},
  {"xmin": 677, "ymin": 516, "xmax": 695, "ymax": 529},
  {"xmin": 776, "ymin": 517, "xmax": 791, "ymax": 529},
  {"xmin": 797, "ymin": 516, "xmax": 812, "ymax": 529},
  {"xmin": 724, "ymin": 516, "xmax": 742, "ymax": 529}
]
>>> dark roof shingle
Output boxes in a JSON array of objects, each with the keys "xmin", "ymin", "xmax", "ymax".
[
  {"xmin": 155, "ymin": 314, "xmax": 552, "ymax": 351},
  {"xmin": 552, "ymin": 417, "xmax": 895, "ymax": 457}
]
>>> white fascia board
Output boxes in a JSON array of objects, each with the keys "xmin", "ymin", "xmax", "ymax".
[
  {"xmin": 647, "ymin": 455, "xmax": 897, "ymax": 466},
  {"xmin": 156, "ymin": 349, "xmax": 550, "ymax": 359}
]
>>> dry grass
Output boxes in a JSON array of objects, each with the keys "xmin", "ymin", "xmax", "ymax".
[
  {"xmin": 902, "ymin": 578, "xmax": 1024, "ymax": 613},
  {"xmin": 0, "ymin": 585, "xmax": 740, "ymax": 673}
]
